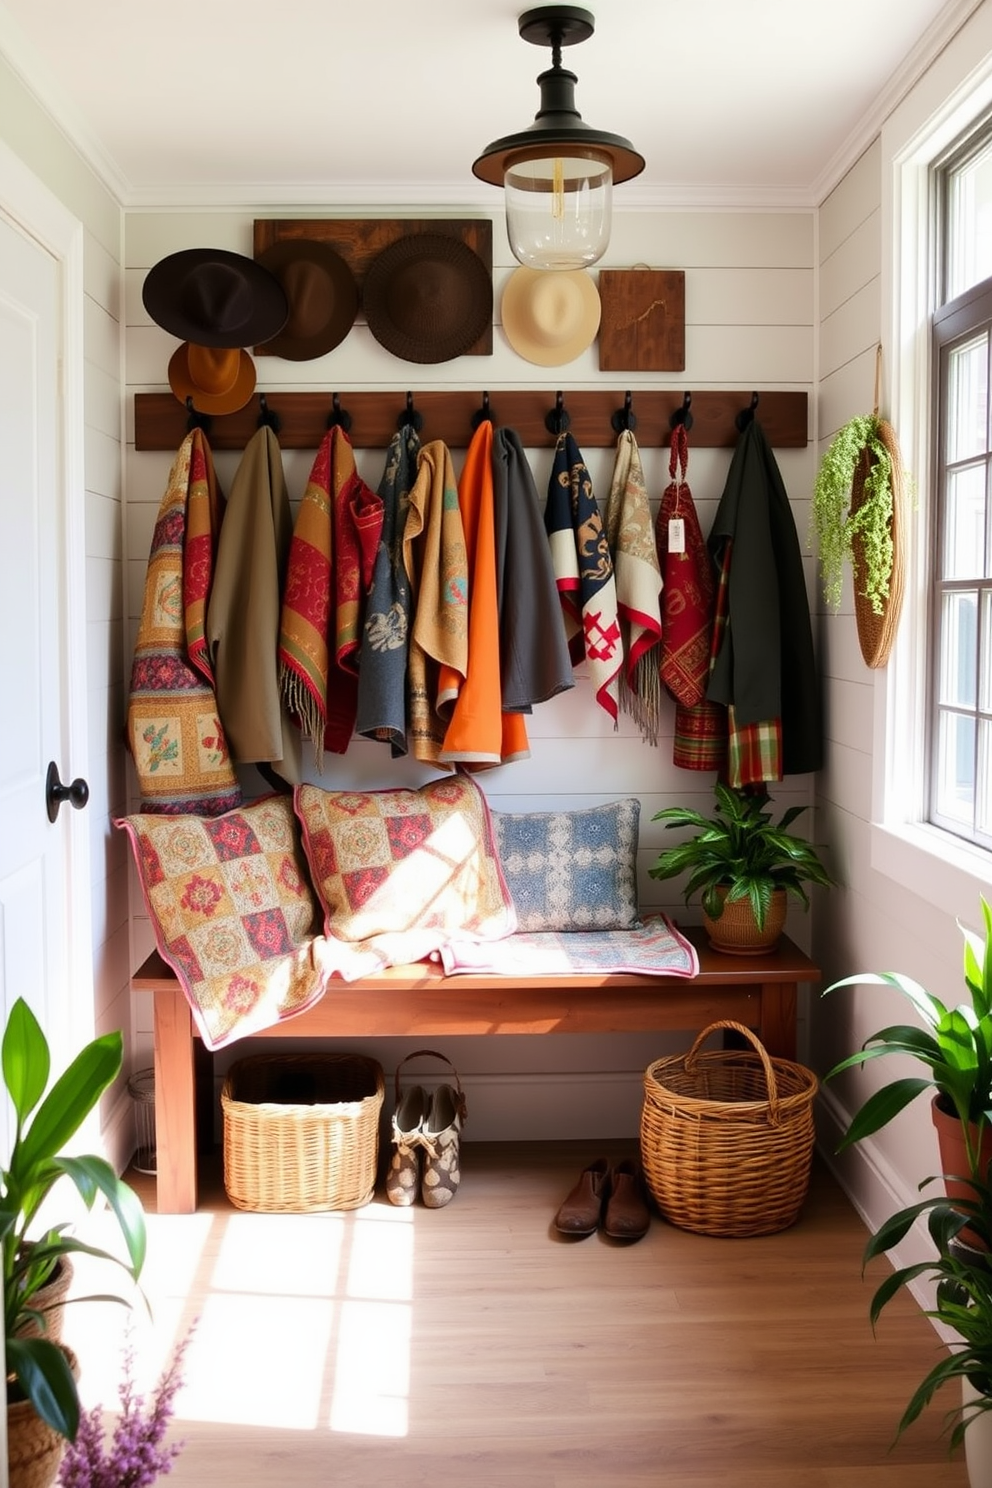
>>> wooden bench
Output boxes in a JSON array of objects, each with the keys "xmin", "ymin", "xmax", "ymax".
[{"xmin": 133, "ymin": 929, "xmax": 820, "ymax": 1214}]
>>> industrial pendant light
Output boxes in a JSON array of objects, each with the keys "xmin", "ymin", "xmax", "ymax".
[{"xmin": 472, "ymin": 5, "xmax": 644, "ymax": 272}]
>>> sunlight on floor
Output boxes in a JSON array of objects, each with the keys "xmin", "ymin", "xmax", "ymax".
[{"xmin": 68, "ymin": 1198, "xmax": 417, "ymax": 1440}]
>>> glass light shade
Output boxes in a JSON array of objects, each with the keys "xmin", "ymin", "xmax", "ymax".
[{"xmin": 503, "ymin": 152, "xmax": 612, "ymax": 270}]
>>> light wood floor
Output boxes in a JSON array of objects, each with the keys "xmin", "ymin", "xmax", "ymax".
[{"xmin": 68, "ymin": 1142, "xmax": 971, "ymax": 1488}]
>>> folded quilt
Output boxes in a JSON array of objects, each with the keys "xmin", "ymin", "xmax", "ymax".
[{"xmin": 434, "ymin": 914, "xmax": 698, "ymax": 978}]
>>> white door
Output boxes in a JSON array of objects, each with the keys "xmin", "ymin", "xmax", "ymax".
[{"xmin": 0, "ymin": 157, "xmax": 92, "ymax": 1090}]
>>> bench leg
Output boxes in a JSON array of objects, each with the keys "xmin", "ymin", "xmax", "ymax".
[
  {"xmin": 757, "ymin": 981, "xmax": 797, "ymax": 1060},
  {"xmin": 153, "ymin": 984, "xmax": 198, "ymax": 1214}
]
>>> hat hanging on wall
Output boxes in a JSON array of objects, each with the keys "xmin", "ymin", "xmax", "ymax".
[
  {"xmin": 167, "ymin": 342, "xmax": 257, "ymax": 415},
  {"xmin": 142, "ymin": 247, "xmax": 289, "ymax": 348},
  {"xmin": 500, "ymin": 266, "xmax": 601, "ymax": 366},
  {"xmin": 362, "ymin": 233, "xmax": 493, "ymax": 364},
  {"xmin": 254, "ymin": 240, "xmax": 359, "ymax": 360}
]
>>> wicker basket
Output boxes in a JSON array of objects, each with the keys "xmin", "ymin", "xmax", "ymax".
[
  {"xmin": 640, "ymin": 1020, "xmax": 818, "ymax": 1238},
  {"xmin": 222, "ymin": 1052, "xmax": 384, "ymax": 1212}
]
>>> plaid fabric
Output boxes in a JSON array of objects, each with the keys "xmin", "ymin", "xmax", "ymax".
[
  {"xmin": 656, "ymin": 426, "xmax": 714, "ymax": 708},
  {"xmin": 672, "ymin": 697, "xmax": 727, "ymax": 772}
]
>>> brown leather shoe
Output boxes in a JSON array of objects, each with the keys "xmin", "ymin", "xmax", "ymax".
[
  {"xmin": 603, "ymin": 1159, "xmax": 650, "ymax": 1241},
  {"xmin": 554, "ymin": 1158, "xmax": 610, "ymax": 1236}
]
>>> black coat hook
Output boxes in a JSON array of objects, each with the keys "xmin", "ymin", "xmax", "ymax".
[
  {"xmin": 256, "ymin": 393, "xmax": 281, "ymax": 434},
  {"xmin": 399, "ymin": 390, "xmax": 424, "ymax": 433},
  {"xmin": 544, "ymin": 390, "xmax": 570, "ymax": 436},
  {"xmin": 471, "ymin": 390, "xmax": 495, "ymax": 430},
  {"xmin": 610, "ymin": 390, "xmax": 637, "ymax": 434},
  {"xmin": 735, "ymin": 391, "xmax": 760, "ymax": 432},
  {"xmin": 670, "ymin": 391, "xmax": 693, "ymax": 432},
  {"xmin": 326, "ymin": 392, "xmax": 353, "ymax": 433},
  {"xmin": 185, "ymin": 395, "xmax": 212, "ymax": 435}
]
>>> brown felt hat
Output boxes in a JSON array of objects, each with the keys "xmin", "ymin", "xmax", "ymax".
[
  {"xmin": 167, "ymin": 342, "xmax": 257, "ymax": 415},
  {"xmin": 362, "ymin": 233, "xmax": 492, "ymax": 364},
  {"xmin": 254, "ymin": 240, "xmax": 358, "ymax": 360},
  {"xmin": 501, "ymin": 267, "xmax": 601, "ymax": 367},
  {"xmin": 142, "ymin": 247, "xmax": 289, "ymax": 348}
]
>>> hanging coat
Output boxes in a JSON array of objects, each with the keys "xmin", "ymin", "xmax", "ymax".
[
  {"xmin": 206, "ymin": 424, "xmax": 302, "ymax": 786},
  {"xmin": 707, "ymin": 418, "xmax": 822, "ymax": 778},
  {"xmin": 603, "ymin": 427, "xmax": 663, "ymax": 744},
  {"xmin": 355, "ymin": 423, "xmax": 421, "ymax": 754},
  {"xmin": 491, "ymin": 426, "xmax": 574, "ymax": 712}
]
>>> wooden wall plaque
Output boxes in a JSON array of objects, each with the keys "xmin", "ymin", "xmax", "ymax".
[
  {"xmin": 598, "ymin": 269, "xmax": 685, "ymax": 372},
  {"xmin": 253, "ymin": 217, "xmax": 493, "ymax": 356}
]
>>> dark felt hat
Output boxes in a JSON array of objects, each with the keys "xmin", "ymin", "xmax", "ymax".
[
  {"xmin": 142, "ymin": 247, "xmax": 289, "ymax": 348},
  {"xmin": 362, "ymin": 233, "xmax": 492, "ymax": 364},
  {"xmin": 254, "ymin": 240, "xmax": 359, "ymax": 360}
]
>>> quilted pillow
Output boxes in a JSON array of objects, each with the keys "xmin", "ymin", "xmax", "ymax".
[
  {"xmin": 491, "ymin": 799, "xmax": 641, "ymax": 932},
  {"xmin": 117, "ymin": 796, "xmax": 323, "ymax": 1051},
  {"xmin": 293, "ymin": 774, "xmax": 515, "ymax": 956}
]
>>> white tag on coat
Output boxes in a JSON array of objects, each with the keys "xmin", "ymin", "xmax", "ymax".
[{"xmin": 668, "ymin": 517, "xmax": 686, "ymax": 554}]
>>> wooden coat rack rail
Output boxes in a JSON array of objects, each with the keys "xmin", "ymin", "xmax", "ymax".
[{"xmin": 133, "ymin": 388, "xmax": 808, "ymax": 452}]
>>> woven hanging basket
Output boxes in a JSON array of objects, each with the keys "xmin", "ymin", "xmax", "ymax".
[
  {"xmin": 851, "ymin": 416, "xmax": 907, "ymax": 669},
  {"xmin": 640, "ymin": 1020, "xmax": 818, "ymax": 1238}
]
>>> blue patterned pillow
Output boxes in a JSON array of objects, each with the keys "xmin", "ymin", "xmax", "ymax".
[{"xmin": 491, "ymin": 800, "xmax": 641, "ymax": 932}]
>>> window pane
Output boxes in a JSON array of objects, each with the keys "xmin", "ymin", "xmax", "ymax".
[
  {"xmin": 980, "ymin": 718, "xmax": 992, "ymax": 839},
  {"xmin": 939, "ymin": 591, "xmax": 979, "ymax": 707},
  {"xmin": 946, "ymin": 334, "xmax": 989, "ymax": 462},
  {"xmin": 983, "ymin": 590, "xmax": 992, "ymax": 714},
  {"xmin": 944, "ymin": 467, "xmax": 987, "ymax": 579},
  {"xmin": 935, "ymin": 709, "xmax": 976, "ymax": 827},
  {"xmin": 947, "ymin": 141, "xmax": 992, "ymax": 299}
]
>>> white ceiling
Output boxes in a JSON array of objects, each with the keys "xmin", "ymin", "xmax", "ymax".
[{"xmin": 0, "ymin": 0, "xmax": 980, "ymax": 208}]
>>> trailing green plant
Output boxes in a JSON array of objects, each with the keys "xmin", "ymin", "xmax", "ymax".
[
  {"xmin": 823, "ymin": 897, "xmax": 992, "ymax": 1179},
  {"xmin": 812, "ymin": 412, "xmax": 894, "ymax": 615},
  {"xmin": 1, "ymin": 997, "xmax": 147, "ymax": 1442},
  {"xmin": 648, "ymin": 782, "xmax": 833, "ymax": 931}
]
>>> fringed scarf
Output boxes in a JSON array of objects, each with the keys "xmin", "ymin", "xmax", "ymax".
[
  {"xmin": 182, "ymin": 425, "xmax": 225, "ymax": 686},
  {"xmin": 545, "ymin": 430, "xmax": 622, "ymax": 725},
  {"xmin": 603, "ymin": 428, "xmax": 663, "ymax": 744},
  {"xmin": 126, "ymin": 430, "xmax": 241, "ymax": 815}
]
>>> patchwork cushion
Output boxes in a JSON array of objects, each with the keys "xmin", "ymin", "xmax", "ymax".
[
  {"xmin": 117, "ymin": 796, "xmax": 323, "ymax": 1050},
  {"xmin": 491, "ymin": 799, "xmax": 641, "ymax": 932},
  {"xmin": 293, "ymin": 774, "xmax": 515, "ymax": 953}
]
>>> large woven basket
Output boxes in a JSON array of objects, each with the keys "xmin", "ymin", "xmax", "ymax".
[
  {"xmin": 222, "ymin": 1052, "xmax": 384, "ymax": 1212},
  {"xmin": 640, "ymin": 1020, "xmax": 818, "ymax": 1238}
]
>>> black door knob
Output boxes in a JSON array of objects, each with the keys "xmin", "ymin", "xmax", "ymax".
[{"xmin": 46, "ymin": 761, "xmax": 90, "ymax": 823}]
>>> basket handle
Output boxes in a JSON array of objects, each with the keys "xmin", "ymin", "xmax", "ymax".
[
  {"xmin": 683, "ymin": 1020, "xmax": 780, "ymax": 1123},
  {"xmin": 394, "ymin": 1048, "xmax": 466, "ymax": 1120}
]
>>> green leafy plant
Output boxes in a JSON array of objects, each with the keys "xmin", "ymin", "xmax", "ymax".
[
  {"xmin": 812, "ymin": 413, "xmax": 894, "ymax": 614},
  {"xmin": 861, "ymin": 1173, "xmax": 992, "ymax": 1449},
  {"xmin": 823, "ymin": 897, "xmax": 992, "ymax": 1178},
  {"xmin": 648, "ymin": 783, "xmax": 833, "ymax": 931},
  {"xmin": 1, "ymin": 997, "xmax": 147, "ymax": 1442}
]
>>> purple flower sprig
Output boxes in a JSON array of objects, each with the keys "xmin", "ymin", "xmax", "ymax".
[{"xmin": 58, "ymin": 1322, "xmax": 196, "ymax": 1488}]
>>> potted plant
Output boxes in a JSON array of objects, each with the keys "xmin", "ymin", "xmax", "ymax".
[
  {"xmin": 859, "ymin": 1171, "xmax": 992, "ymax": 1481},
  {"xmin": 823, "ymin": 897, "xmax": 992, "ymax": 1191},
  {"xmin": 648, "ymin": 782, "xmax": 833, "ymax": 954},
  {"xmin": 2, "ymin": 996, "xmax": 147, "ymax": 1485}
]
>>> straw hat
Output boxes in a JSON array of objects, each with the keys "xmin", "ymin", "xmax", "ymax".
[
  {"xmin": 501, "ymin": 268, "xmax": 601, "ymax": 367},
  {"xmin": 167, "ymin": 342, "xmax": 257, "ymax": 414},
  {"xmin": 363, "ymin": 233, "xmax": 492, "ymax": 364},
  {"xmin": 254, "ymin": 240, "xmax": 358, "ymax": 360},
  {"xmin": 142, "ymin": 247, "xmax": 288, "ymax": 348}
]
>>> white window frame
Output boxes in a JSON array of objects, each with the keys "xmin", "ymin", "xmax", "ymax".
[{"xmin": 871, "ymin": 7, "xmax": 992, "ymax": 918}]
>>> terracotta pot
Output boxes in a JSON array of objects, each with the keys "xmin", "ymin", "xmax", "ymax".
[
  {"xmin": 13, "ymin": 1254, "xmax": 73, "ymax": 1343},
  {"xmin": 702, "ymin": 886, "xmax": 787, "ymax": 956},
  {"xmin": 6, "ymin": 1344, "xmax": 78, "ymax": 1488},
  {"xmin": 931, "ymin": 1096, "xmax": 992, "ymax": 1247}
]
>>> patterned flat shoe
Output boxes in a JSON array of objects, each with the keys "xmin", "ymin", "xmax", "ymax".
[{"xmin": 421, "ymin": 1081, "xmax": 465, "ymax": 1209}]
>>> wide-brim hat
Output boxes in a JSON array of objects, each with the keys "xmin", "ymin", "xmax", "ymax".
[
  {"xmin": 363, "ymin": 233, "xmax": 492, "ymax": 364},
  {"xmin": 254, "ymin": 240, "xmax": 359, "ymax": 360},
  {"xmin": 168, "ymin": 342, "xmax": 257, "ymax": 415},
  {"xmin": 501, "ymin": 267, "xmax": 601, "ymax": 367},
  {"xmin": 143, "ymin": 248, "xmax": 289, "ymax": 349}
]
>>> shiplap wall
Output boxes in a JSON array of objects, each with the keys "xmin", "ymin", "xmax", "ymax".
[
  {"xmin": 123, "ymin": 205, "xmax": 817, "ymax": 1139},
  {"xmin": 0, "ymin": 52, "xmax": 132, "ymax": 1167}
]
